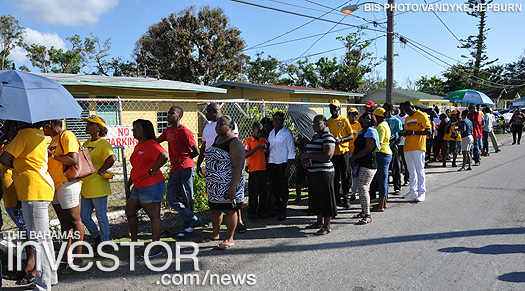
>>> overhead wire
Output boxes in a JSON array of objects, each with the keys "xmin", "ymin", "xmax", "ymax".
[{"xmin": 295, "ymin": 14, "xmax": 348, "ymax": 60}]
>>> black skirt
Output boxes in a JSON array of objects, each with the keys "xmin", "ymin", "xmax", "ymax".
[{"xmin": 307, "ymin": 171, "xmax": 337, "ymax": 218}]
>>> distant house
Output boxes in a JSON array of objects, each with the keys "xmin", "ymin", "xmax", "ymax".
[
  {"xmin": 200, "ymin": 81, "xmax": 363, "ymax": 104},
  {"xmin": 363, "ymin": 89, "xmax": 453, "ymax": 108}
]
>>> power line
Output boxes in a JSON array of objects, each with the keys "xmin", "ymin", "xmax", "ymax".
[
  {"xmin": 296, "ymin": 14, "xmax": 348, "ymax": 60},
  {"xmin": 422, "ymin": 0, "xmax": 466, "ymax": 48}
]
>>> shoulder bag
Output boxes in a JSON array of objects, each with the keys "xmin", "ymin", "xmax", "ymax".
[{"xmin": 59, "ymin": 131, "xmax": 96, "ymax": 181}]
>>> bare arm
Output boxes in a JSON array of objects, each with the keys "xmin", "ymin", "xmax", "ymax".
[
  {"xmin": 149, "ymin": 151, "xmax": 169, "ymax": 175},
  {"xmin": 196, "ymin": 141, "xmax": 206, "ymax": 178},
  {"xmin": 189, "ymin": 143, "xmax": 200, "ymax": 159},
  {"xmin": 245, "ymin": 143, "xmax": 267, "ymax": 158},
  {"xmin": 0, "ymin": 151, "xmax": 14, "ymax": 168},
  {"xmin": 98, "ymin": 155, "xmax": 116, "ymax": 176},
  {"xmin": 51, "ymin": 151, "xmax": 78, "ymax": 166},
  {"xmin": 301, "ymin": 144, "xmax": 335, "ymax": 163},
  {"xmin": 227, "ymin": 139, "xmax": 245, "ymax": 200}
]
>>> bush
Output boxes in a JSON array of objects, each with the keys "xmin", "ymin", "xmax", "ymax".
[{"xmin": 193, "ymin": 173, "xmax": 209, "ymax": 211}]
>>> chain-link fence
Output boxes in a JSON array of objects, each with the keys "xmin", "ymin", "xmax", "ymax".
[{"xmin": 0, "ymin": 99, "xmax": 371, "ymax": 232}]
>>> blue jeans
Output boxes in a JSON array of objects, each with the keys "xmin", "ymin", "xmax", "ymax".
[
  {"xmin": 81, "ymin": 195, "xmax": 110, "ymax": 242},
  {"xmin": 376, "ymin": 152, "xmax": 393, "ymax": 198},
  {"xmin": 166, "ymin": 168, "xmax": 201, "ymax": 230},
  {"xmin": 472, "ymin": 137, "xmax": 482, "ymax": 164}
]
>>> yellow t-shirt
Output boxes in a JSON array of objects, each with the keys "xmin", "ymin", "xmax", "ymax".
[
  {"xmin": 80, "ymin": 138, "xmax": 115, "ymax": 198},
  {"xmin": 4, "ymin": 128, "xmax": 54, "ymax": 201},
  {"xmin": 404, "ymin": 110, "xmax": 431, "ymax": 152},
  {"xmin": 348, "ymin": 121, "xmax": 361, "ymax": 154},
  {"xmin": 443, "ymin": 121, "xmax": 462, "ymax": 142},
  {"xmin": 328, "ymin": 115, "xmax": 353, "ymax": 155},
  {"xmin": 0, "ymin": 161, "xmax": 17, "ymax": 208},
  {"xmin": 376, "ymin": 121, "xmax": 393, "ymax": 155},
  {"xmin": 48, "ymin": 131, "xmax": 80, "ymax": 189}
]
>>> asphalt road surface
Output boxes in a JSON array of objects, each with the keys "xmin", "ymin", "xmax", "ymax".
[{"xmin": 5, "ymin": 135, "xmax": 524, "ymax": 290}]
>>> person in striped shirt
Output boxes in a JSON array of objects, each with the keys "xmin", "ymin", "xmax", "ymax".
[{"xmin": 301, "ymin": 115, "xmax": 336, "ymax": 235}]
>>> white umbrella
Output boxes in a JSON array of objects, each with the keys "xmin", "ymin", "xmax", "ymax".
[{"xmin": 0, "ymin": 70, "xmax": 82, "ymax": 123}]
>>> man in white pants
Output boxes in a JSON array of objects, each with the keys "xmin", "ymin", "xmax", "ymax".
[{"xmin": 399, "ymin": 102, "xmax": 431, "ymax": 202}]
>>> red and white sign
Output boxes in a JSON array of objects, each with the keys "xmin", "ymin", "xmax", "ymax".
[{"xmin": 106, "ymin": 125, "xmax": 138, "ymax": 148}]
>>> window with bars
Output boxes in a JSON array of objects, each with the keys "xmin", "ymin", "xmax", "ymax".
[
  {"xmin": 157, "ymin": 111, "xmax": 168, "ymax": 134},
  {"xmin": 65, "ymin": 95, "xmax": 90, "ymax": 140}
]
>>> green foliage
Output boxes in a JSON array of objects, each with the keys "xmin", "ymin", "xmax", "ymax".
[
  {"xmin": 277, "ymin": 29, "xmax": 381, "ymax": 92},
  {"xmin": 134, "ymin": 5, "xmax": 246, "ymax": 85},
  {"xmin": 192, "ymin": 173, "xmax": 209, "ymax": 211},
  {"xmin": 246, "ymin": 52, "xmax": 281, "ymax": 84},
  {"xmin": 416, "ymin": 76, "xmax": 446, "ymax": 95},
  {"xmin": 240, "ymin": 106, "xmax": 296, "ymax": 140},
  {"xmin": 0, "ymin": 14, "xmax": 24, "ymax": 70}
]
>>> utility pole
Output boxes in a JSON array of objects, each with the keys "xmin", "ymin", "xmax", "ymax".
[{"xmin": 386, "ymin": 0, "xmax": 395, "ymax": 105}]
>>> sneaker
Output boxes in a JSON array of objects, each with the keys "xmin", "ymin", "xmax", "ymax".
[
  {"xmin": 403, "ymin": 192, "xmax": 418, "ymax": 199},
  {"xmin": 416, "ymin": 194, "xmax": 426, "ymax": 202},
  {"xmin": 394, "ymin": 190, "xmax": 401, "ymax": 195},
  {"xmin": 349, "ymin": 195, "xmax": 356, "ymax": 201},
  {"xmin": 141, "ymin": 249, "xmax": 163, "ymax": 258}
]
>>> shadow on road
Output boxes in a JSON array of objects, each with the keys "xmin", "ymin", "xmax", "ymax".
[
  {"xmin": 438, "ymin": 244, "xmax": 525, "ymax": 255},
  {"xmin": 498, "ymin": 272, "xmax": 525, "ymax": 283}
]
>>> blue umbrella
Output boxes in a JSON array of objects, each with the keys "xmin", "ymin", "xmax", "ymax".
[
  {"xmin": 443, "ymin": 89, "xmax": 494, "ymax": 105},
  {"xmin": 0, "ymin": 70, "xmax": 82, "ymax": 123}
]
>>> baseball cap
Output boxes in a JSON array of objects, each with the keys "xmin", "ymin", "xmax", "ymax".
[
  {"xmin": 450, "ymin": 109, "xmax": 458, "ymax": 114},
  {"xmin": 348, "ymin": 107, "xmax": 359, "ymax": 114},
  {"xmin": 373, "ymin": 107, "xmax": 386, "ymax": 117},
  {"xmin": 83, "ymin": 115, "xmax": 106, "ymax": 127},
  {"xmin": 329, "ymin": 99, "xmax": 341, "ymax": 107},
  {"xmin": 365, "ymin": 101, "xmax": 375, "ymax": 108}
]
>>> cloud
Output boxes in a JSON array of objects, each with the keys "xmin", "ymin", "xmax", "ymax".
[
  {"xmin": 11, "ymin": 0, "xmax": 119, "ymax": 26},
  {"xmin": 8, "ymin": 28, "xmax": 67, "ymax": 64}
]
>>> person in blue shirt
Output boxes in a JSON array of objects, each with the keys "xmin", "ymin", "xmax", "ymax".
[{"xmin": 384, "ymin": 103, "xmax": 404, "ymax": 195}]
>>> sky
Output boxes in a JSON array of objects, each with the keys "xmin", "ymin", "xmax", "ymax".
[{"xmin": 2, "ymin": 0, "xmax": 524, "ymax": 88}]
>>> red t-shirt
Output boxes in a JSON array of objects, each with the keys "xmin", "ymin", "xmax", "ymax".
[
  {"xmin": 130, "ymin": 140, "xmax": 166, "ymax": 188},
  {"xmin": 467, "ymin": 111, "xmax": 483, "ymax": 138},
  {"xmin": 159, "ymin": 125, "xmax": 196, "ymax": 172},
  {"xmin": 243, "ymin": 136, "xmax": 267, "ymax": 172}
]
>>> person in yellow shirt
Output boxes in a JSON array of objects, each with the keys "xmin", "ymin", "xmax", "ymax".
[
  {"xmin": 327, "ymin": 99, "xmax": 354, "ymax": 208},
  {"xmin": 443, "ymin": 110, "xmax": 462, "ymax": 167},
  {"xmin": 347, "ymin": 107, "xmax": 361, "ymax": 199},
  {"xmin": 0, "ymin": 121, "xmax": 58, "ymax": 290},
  {"xmin": 399, "ymin": 101, "xmax": 431, "ymax": 202},
  {"xmin": 80, "ymin": 115, "xmax": 116, "ymax": 252},
  {"xmin": 43, "ymin": 119, "xmax": 85, "ymax": 272},
  {"xmin": 0, "ymin": 120, "xmax": 37, "ymax": 285},
  {"xmin": 370, "ymin": 107, "xmax": 392, "ymax": 212}
]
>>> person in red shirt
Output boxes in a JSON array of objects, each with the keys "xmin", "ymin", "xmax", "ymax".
[
  {"xmin": 467, "ymin": 105, "xmax": 483, "ymax": 166},
  {"xmin": 126, "ymin": 119, "xmax": 168, "ymax": 257},
  {"xmin": 244, "ymin": 122, "xmax": 268, "ymax": 221},
  {"xmin": 156, "ymin": 106, "xmax": 202, "ymax": 238}
]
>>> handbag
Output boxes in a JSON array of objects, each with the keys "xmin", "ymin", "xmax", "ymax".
[{"xmin": 59, "ymin": 131, "xmax": 96, "ymax": 181}]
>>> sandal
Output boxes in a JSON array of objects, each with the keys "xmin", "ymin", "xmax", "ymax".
[
  {"xmin": 352, "ymin": 212, "xmax": 366, "ymax": 219},
  {"xmin": 305, "ymin": 222, "xmax": 322, "ymax": 229},
  {"xmin": 16, "ymin": 272, "xmax": 35, "ymax": 285},
  {"xmin": 357, "ymin": 215, "xmax": 372, "ymax": 225},
  {"xmin": 236, "ymin": 224, "xmax": 247, "ymax": 234},
  {"xmin": 314, "ymin": 227, "xmax": 331, "ymax": 235},
  {"xmin": 457, "ymin": 167, "xmax": 465, "ymax": 171}
]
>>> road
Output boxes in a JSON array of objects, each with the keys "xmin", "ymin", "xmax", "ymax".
[{"xmin": 5, "ymin": 135, "xmax": 524, "ymax": 290}]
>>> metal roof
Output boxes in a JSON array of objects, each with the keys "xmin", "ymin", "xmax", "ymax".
[
  {"xmin": 213, "ymin": 81, "xmax": 363, "ymax": 97},
  {"xmin": 34, "ymin": 73, "xmax": 227, "ymax": 94}
]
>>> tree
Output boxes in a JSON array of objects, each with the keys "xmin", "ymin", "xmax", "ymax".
[
  {"xmin": 25, "ymin": 34, "xmax": 110, "ymax": 74},
  {"xmin": 0, "ymin": 14, "xmax": 25, "ymax": 70},
  {"xmin": 278, "ymin": 29, "xmax": 381, "ymax": 92},
  {"xmin": 134, "ymin": 6, "xmax": 246, "ymax": 85},
  {"xmin": 246, "ymin": 52, "xmax": 281, "ymax": 84},
  {"xmin": 416, "ymin": 76, "xmax": 446, "ymax": 95},
  {"xmin": 459, "ymin": 0, "xmax": 497, "ymax": 79}
]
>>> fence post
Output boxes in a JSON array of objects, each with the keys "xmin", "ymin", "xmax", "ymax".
[
  {"xmin": 262, "ymin": 100, "xmax": 266, "ymax": 117},
  {"xmin": 117, "ymin": 96, "xmax": 128, "ymax": 186}
]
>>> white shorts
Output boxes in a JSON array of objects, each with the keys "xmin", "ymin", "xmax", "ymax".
[
  {"xmin": 461, "ymin": 135, "xmax": 474, "ymax": 152},
  {"xmin": 52, "ymin": 181, "xmax": 81, "ymax": 209}
]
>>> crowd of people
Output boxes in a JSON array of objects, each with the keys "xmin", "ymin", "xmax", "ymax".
[{"xmin": 0, "ymin": 99, "xmax": 520, "ymax": 290}]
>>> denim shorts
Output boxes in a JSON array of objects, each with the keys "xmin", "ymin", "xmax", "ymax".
[{"xmin": 130, "ymin": 180, "xmax": 165, "ymax": 204}]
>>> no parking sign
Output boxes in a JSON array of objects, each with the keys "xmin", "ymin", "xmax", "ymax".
[{"xmin": 106, "ymin": 125, "xmax": 138, "ymax": 148}]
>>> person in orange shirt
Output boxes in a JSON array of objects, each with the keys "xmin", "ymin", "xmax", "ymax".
[
  {"xmin": 243, "ymin": 122, "xmax": 268, "ymax": 221},
  {"xmin": 399, "ymin": 102, "xmax": 431, "ymax": 203}
]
